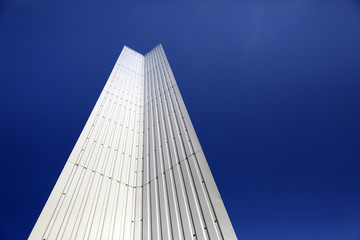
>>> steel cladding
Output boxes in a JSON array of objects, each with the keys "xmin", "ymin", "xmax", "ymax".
[{"xmin": 29, "ymin": 45, "xmax": 237, "ymax": 240}]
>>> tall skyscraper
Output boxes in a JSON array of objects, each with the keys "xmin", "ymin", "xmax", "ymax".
[{"xmin": 29, "ymin": 45, "xmax": 236, "ymax": 240}]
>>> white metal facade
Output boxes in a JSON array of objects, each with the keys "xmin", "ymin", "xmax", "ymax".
[{"xmin": 29, "ymin": 45, "xmax": 237, "ymax": 240}]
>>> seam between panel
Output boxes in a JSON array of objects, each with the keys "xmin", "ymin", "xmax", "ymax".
[{"xmin": 67, "ymin": 149, "xmax": 203, "ymax": 189}]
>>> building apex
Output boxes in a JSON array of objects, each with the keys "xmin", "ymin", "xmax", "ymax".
[{"xmin": 123, "ymin": 44, "xmax": 163, "ymax": 56}]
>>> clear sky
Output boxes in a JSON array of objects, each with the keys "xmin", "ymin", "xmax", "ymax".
[{"xmin": 1, "ymin": 1, "xmax": 360, "ymax": 239}]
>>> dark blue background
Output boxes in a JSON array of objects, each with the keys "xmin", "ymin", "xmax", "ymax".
[{"xmin": 1, "ymin": 1, "xmax": 360, "ymax": 239}]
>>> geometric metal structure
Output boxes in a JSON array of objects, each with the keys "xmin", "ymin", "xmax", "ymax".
[{"xmin": 29, "ymin": 45, "xmax": 237, "ymax": 240}]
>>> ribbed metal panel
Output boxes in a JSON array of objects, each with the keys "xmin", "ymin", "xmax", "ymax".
[{"xmin": 29, "ymin": 45, "xmax": 237, "ymax": 240}]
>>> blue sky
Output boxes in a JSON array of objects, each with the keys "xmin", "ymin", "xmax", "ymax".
[{"xmin": 1, "ymin": 1, "xmax": 360, "ymax": 239}]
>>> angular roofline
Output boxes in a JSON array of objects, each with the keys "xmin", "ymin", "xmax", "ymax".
[
  {"xmin": 144, "ymin": 43, "xmax": 163, "ymax": 56},
  {"xmin": 123, "ymin": 44, "xmax": 163, "ymax": 56}
]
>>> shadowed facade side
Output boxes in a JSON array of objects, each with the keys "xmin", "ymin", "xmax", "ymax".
[{"xmin": 29, "ymin": 45, "xmax": 237, "ymax": 240}]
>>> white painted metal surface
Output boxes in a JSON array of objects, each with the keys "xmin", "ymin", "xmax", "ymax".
[{"xmin": 29, "ymin": 45, "xmax": 237, "ymax": 240}]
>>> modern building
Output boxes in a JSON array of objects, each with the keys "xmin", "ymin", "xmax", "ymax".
[{"xmin": 29, "ymin": 45, "xmax": 237, "ymax": 240}]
